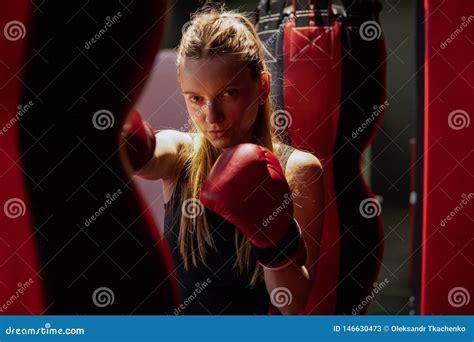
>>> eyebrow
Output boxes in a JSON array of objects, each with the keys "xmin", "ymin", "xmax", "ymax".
[{"xmin": 182, "ymin": 82, "xmax": 242, "ymax": 95}]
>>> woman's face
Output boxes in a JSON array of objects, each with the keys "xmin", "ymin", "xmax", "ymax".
[{"xmin": 178, "ymin": 54, "xmax": 269, "ymax": 150}]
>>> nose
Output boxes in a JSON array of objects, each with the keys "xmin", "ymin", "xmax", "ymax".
[{"xmin": 204, "ymin": 100, "xmax": 224, "ymax": 124}]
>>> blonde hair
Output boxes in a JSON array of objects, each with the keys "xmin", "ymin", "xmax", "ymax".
[{"xmin": 175, "ymin": 6, "xmax": 283, "ymax": 286}]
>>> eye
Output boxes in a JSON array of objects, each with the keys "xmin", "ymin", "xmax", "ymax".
[
  {"xmin": 223, "ymin": 89, "xmax": 239, "ymax": 97},
  {"xmin": 189, "ymin": 95, "xmax": 202, "ymax": 103}
]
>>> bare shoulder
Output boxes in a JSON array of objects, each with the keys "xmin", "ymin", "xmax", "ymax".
[
  {"xmin": 286, "ymin": 149, "xmax": 322, "ymax": 178},
  {"xmin": 281, "ymin": 148, "xmax": 323, "ymax": 193}
]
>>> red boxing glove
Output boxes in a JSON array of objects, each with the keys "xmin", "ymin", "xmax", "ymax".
[
  {"xmin": 122, "ymin": 109, "xmax": 156, "ymax": 172},
  {"xmin": 200, "ymin": 144, "xmax": 306, "ymax": 269}
]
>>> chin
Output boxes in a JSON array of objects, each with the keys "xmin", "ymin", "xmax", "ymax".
[
  {"xmin": 207, "ymin": 137, "xmax": 235, "ymax": 150},
  {"xmin": 210, "ymin": 140, "xmax": 232, "ymax": 150}
]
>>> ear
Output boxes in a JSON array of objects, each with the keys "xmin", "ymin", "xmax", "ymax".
[{"xmin": 258, "ymin": 71, "xmax": 271, "ymax": 105}]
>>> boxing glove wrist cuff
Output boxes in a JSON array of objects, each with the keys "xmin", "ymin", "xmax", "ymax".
[
  {"xmin": 251, "ymin": 218, "xmax": 304, "ymax": 270},
  {"xmin": 139, "ymin": 121, "xmax": 156, "ymax": 169}
]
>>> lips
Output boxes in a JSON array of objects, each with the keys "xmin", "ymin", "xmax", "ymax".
[{"xmin": 207, "ymin": 127, "xmax": 230, "ymax": 138}]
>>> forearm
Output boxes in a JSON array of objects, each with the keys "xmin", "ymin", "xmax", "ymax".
[
  {"xmin": 121, "ymin": 115, "xmax": 189, "ymax": 180},
  {"xmin": 263, "ymin": 262, "xmax": 311, "ymax": 315}
]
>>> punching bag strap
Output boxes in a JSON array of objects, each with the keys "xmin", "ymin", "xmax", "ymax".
[
  {"xmin": 256, "ymin": 0, "xmax": 291, "ymax": 31},
  {"xmin": 341, "ymin": 0, "xmax": 382, "ymax": 22},
  {"xmin": 312, "ymin": 0, "xmax": 332, "ymax": 26},
  {"xmin": 293, "ymin": 0, "xmax": 333, "ymax": 27},
  {"xmin": 342, "ymin": 0, "xmax": 382, "ymax": 14},
  {"xmin": 255, "ymin": 0, "xmax": 269, "ymax": 24}
]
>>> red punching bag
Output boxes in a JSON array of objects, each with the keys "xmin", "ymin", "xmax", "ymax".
[
  {"xmin": 422, "ymin": 0, "xmax": 474, "ymax": 314},
  {"xmin": 256, "ymin": 0, "xmax": 342, "ymax": 314},
  {"xmin": 1, "ymin": 0, "xmax": 179, "ymax": 313},
  {"xmin": 0, "ymin": 0, "xmax": 45, "ymax": 314}
]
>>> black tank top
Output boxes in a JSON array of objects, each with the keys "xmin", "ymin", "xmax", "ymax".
[{"xmin": 164, "ymin": 144, "xmax": 295, "ymax": 315}]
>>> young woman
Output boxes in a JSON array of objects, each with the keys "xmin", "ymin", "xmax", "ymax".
[{"xmin": 121, "ymin": 7, "xmax": 325, "ymax": 315}]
